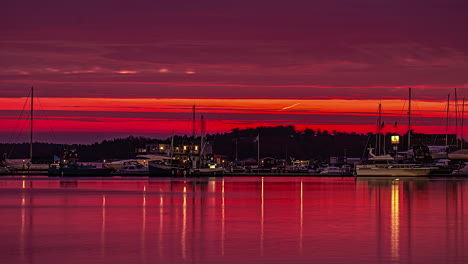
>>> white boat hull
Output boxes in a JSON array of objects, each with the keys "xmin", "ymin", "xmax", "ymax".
[{"xmin": 356, "ymin": 165, "xmax": 435, "ymax": 177}]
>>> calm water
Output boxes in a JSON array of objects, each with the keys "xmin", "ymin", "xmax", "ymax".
[{"xmin": 0, "ymin": 176, "xmax": 467, "ymax": 264}]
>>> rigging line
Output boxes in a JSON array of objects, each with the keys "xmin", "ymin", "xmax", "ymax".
[
  {"xmin": 432, "ymin": 100, "xmax": 449, "ymax": 145},
  {"xmin": 5, "ymin": 90, "xmax": 31, "ymax": 146},
  {"xmin": 396, "ymin": 97, "xmax": 408, "ymax": 135},
  {"xmin": 4, "ymin": 91, "xmax": 31, "ymax": 157},
  {"xmin": 361, "ymin": 134, "xmax": 372, "ymax": 160},
  {"xmin": 8, "ymin": 113, "xmax": 31, "ymax": 159}
]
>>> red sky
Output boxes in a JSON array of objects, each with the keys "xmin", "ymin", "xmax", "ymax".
[{"xmin": 1, "ymin": 0, "xmax": 467, "ymax": 143}]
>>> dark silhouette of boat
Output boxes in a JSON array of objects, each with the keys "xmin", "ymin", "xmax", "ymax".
[{"xmin": 48, "ymin": 149, "xmax": 114, "ymax": 177}]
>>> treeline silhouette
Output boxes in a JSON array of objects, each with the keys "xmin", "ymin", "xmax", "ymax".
[{"xmin": 0, "ymin": 125, "xmax": 450, "ymax": 162}]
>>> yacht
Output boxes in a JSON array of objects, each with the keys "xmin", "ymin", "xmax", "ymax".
[{"xmin": 355, "ymin": 148, "xmax": 438, "ymax": 177}]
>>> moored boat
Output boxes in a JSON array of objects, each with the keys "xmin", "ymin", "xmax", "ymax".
[
  {"xmin": 148, "ymin": 160, "xmax": 187, "ymax": 177},
  {"xmin": 48, "ymin": 149, "xmax": 114, "ymax": 177},
  {"xmin": 355, "ymin": 148, "xmax": 438, "ymax": 177},
  {"xmin": 320, "ymin": 166, "xmax": 343, "ymax": 175},
  {"xmin": 116, "ymin": 164, "xmax": 149, "ymax": 176}
]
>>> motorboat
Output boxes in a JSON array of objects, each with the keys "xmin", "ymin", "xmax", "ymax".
[
  {"xmin": 117, "ymin": 164, "xmax": 149, "ymax": 176},
  {"xmin": 148, "ymin": 159, "xmax": 187, "ymax": 177},
  {"xmin": 190, "ymin": 162, "xmax": 225, "ymax": 176},
  {"xmin": 48, "ymin": 149, "xmax": 114, "ymax": 177},
  {"xmin": 320, "ymin": 166, "xmax": 343, "ymax": 175}
]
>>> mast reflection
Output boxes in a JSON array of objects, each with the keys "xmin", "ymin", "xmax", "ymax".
[
  {"xmin": 20, "ymin": 180, "xmax": 26, "ymax": 264},
  {"xmin": 260, "ymin": 177, "xmax": 264, "ymax": 256},
  {"xmin": 221, "ymin": 179, "xmax": 225, "ymax": 256},
  {"xmin": 300, "ymin": 180, "xmax": 303, "ymax": 254}
]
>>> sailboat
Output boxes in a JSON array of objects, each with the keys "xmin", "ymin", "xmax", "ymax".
[
  {"xmin": 148, "ymin": 105, "xmax": 224, "ymax": 177},
  {"xmin": 355, "ymin": 88, "xmax": 438, "ymax": 176},
  {"xmin": 190, "ymin": 114, "xmax": 224, "ymax": 176},
  {"xmin": 4, "ymin": 87, "xmax": 49, "ymax": 172}
]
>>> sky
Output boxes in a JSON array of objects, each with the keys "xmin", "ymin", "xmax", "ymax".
[{"xmin": 1, "ymin": 0, "xmax": 467, "ymax": 144}]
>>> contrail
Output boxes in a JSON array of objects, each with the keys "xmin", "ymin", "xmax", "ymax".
[{"xmin": 279, "ymin": 103, "xmax": 301, "ymax": 111}]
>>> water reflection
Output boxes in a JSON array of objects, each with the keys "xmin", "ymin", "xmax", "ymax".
[
  {"xmin": 1, "ymin": 177, "xmax": 467, "ymax": 264},
  {"xmin": 299, "ymin": 180, "xmax": 303, "ymax": 254},
  {"xmin": 391, "ymin": 180, "xmax": 400, "ymax": 261},
  {"xmin": 101, "ymin": 195, "xmax": 106, "ymax": 258}
]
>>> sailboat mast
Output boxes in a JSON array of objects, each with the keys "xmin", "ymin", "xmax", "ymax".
[
  {"xmin": 30, "ymin": 86, "xmax": 33, "ymax": 161},
  {"xmin": 446, "ymin": 93, "xmax": 450, "ymax": 146},
  {"xmin": 408, "ymin": 88, "xmax": 411, "ymax": 150},
  {"xmin": 199, "ymin": 115, "xmax": 204, "ymax": 169},
  {"xmin": 462, "ymin": 97, "xmax": 465, "ymax": 149},
  {"xmin": 455, "ymin": 88, "xmax": 458, "ymax": 147},
  {"xmin": 192, "ymin": 105, "xmax": 196, "ymax": 139},
  {"xmin": 376, "ymin": 103, "xmax": 382, "ymax": 155},
  {"xmin": 170, "ymin": 130, "xmax": 174, "ymax": 166}
]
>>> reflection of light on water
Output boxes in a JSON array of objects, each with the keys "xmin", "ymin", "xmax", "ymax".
[
  {"xmin": 221, "ymin": 179, "xmax": 225, "ymax": 256},
  {"xmin": 20, "ymin": 191, "xmax": 26, "ymax": 264},
  {"xmin": 261, "ymin": 177, "xmax": 264, "ymax": 256},
  {"xmin": 209, "ymin": 180, "xmax": 216, "ymax": 192},
  {"xmin": 22, "ymin": 180, "xmax": 26, "ymax": 189},
  {"xmin": 141, "ymin": 191, "xmax": 147, "ymax": 259},
  {"xmin": 391, "ymin": 181, "xmax": 400, "ymax": 260},
  {"xmin": 101, "ymin": 195, "xmax": 106, "ymax": 258},
  {"xmin": 182, "ymin": 186, "xmax": 187, "ymax": 260},
  {"xmin": 159, "ymin": 195, "xmax": 164, "ymax": 260},
  {"xmin": 300, "ymin": 180, "xmax": 303, "ymax": 254}
]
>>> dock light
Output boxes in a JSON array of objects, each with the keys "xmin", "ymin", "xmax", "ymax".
[
  {"xmin": 183, "ymin": 146, "xmax": 187, "ymax": 151},
  {"xmin": 160, "ymin": 146, "xmax": 164, "ymax": 150},
  {"xmin": 195, "ymin": 146, "xmax": 198, "ymax": 150},
  {"xmin": 391, "ymin": 135, "xmax": 400, "ymax": 144}
]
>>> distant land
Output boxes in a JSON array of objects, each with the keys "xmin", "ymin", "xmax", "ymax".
[{"xmin": 0, "ymin": 126, "xmax": 461, "ymax": 162}]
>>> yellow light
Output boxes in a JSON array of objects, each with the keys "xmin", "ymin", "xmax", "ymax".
[
  {"xmin": 160, "ymin": 146, "xmax": 164, "ymax": 150},
  {"xmin": 183, "ymin": 146, "xmax": 187, "ymax": 150},
  {"xmin": 391, "ymin": 135, "xmax": 400, "ymax": 144},
  {"xmin": 195, "ymin": 146, "xmax": 198, "ymax": 150}
]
